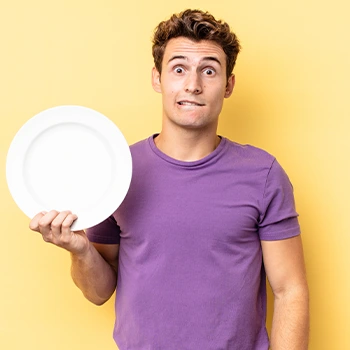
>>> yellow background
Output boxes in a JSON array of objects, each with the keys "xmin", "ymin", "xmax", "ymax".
[{"xmin": 1, "ymin": 0, "xmax": 349, "ymax": 349}]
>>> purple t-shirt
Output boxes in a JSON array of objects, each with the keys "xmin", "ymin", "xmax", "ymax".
[{"xmin": 86, "ymin": 135, "xmax": 300, "ymax": 350}]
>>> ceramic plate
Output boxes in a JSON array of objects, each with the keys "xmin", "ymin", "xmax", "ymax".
[{"xmin": 6, "ymin": 105, "xmax": 132, "ymax": 230}]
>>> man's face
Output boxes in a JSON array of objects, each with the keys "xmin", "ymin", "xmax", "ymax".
[{"xmin": 152, "ymin": 37, "xmax": 235, "ymax": 132}]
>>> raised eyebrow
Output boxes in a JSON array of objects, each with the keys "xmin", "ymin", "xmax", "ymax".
[
  {"xmin": 167, "ymin": 56, "xmax": 222, "ymax": 66},
  {"xmin": 167, "ymin": 55, "xmax": 186, "ymax": 64},
  {"xmin": 202, "ymin": 57, "xmax": 222, "ymax": 66}
]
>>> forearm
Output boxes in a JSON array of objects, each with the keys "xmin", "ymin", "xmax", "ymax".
[
  {"xmin": 270, "ymin": 286, "xmax": 310, "ymax": 349},
  {"xmin": 70, "ymin": 243, "xmax": 117, "ymax": 305}
]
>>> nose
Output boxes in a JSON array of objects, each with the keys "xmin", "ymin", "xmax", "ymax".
[{"xmin": 184, "ymin": 72, "xmax": 202, "ymax": 94}]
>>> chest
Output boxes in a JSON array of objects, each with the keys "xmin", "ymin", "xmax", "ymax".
[{"xmin": 115, "ymin": 165, "xmax": 264, "ymax": 247}]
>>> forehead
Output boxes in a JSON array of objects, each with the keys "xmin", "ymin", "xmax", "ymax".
[{"xmin": 163, "ymin": 37, "xmax": 226, "ymax": 65}]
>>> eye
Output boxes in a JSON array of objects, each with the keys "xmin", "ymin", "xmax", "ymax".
[
  {"xmin": 174, "ymin": 67, "xmax": 184, "ymax": 74},
  {"xmin": 204, "ymin": 68, "xmax": 215, "ymax": 76}
]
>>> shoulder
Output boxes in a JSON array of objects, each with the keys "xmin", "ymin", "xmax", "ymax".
[
  {"xmin": 222, "ymin": 137, "xmax": 276, "ymax": 170},
  {"xmin": 129, "ymin": 135, "xmax": 156, "ymax": 159},
  {"xmin": 221, "ymin": 138, "xmax": 295, "ymax": 194},
  {"xmin": 130, "ymin": 137, "xmax": 150, "ymax": 152},
  {"xmin": 224, "ymin": 138, "xmax": 274, "ymax": 158}
]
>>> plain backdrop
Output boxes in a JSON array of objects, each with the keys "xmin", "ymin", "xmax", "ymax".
[{"xmin": 1, "ymin": 1, "xmax": 349, "ymax": 349}]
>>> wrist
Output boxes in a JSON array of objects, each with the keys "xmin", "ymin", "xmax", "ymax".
[{"xmin": 69, "ymin": 238, "xmax": 92, "ymax": 259}]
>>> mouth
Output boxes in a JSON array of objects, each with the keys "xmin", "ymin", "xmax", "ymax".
[{"xmin": 177, "ymin": 100, "xmax": 205, "ymax": 107}]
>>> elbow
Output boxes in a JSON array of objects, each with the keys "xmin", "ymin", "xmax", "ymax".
[
  {"xmin": 90, "ymin": 298, "xmax": 109, "ymax": 306},
  {"xmin": 85, "ymin": 295, "xmax": 111, "ymax": 306},
  {"xmin": 83, "ymin": 290, "xmax": 114, "ymax": 306},
  {"xmin": 273, "ymin": 282, "xmax": 309, "ymax": 303}
]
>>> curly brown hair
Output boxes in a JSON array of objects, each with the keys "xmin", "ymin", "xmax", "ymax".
[{"xmin": 152, "ymin": 9, "xmax": 241, "ymax": 80}]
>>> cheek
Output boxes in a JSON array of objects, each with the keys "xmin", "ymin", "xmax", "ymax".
[
  {"xmin": 161, "ymin": 83, "xmax": 175, "ymax": 96},
  {"xmin": 211, "ymin": 89, "xmax": 225, "ymax": 101}
]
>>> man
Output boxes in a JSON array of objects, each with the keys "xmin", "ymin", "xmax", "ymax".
[{"xmin": 30, "ymin": 9, "xmax": 309, "ymax": 350}]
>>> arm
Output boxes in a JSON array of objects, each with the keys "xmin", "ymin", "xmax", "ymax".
[
  {"xmin": 261, "ymin": 235, "xmax": 309, "ymax": 350},
  {"xmin": 70, "ymin": 242, "xmax": 119, "ymax": 305},
  {"xmin": 29, "ymin": 210, "xmax": 119, "ymax": 305}
]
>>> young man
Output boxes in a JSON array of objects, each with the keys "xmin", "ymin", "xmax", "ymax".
[{"xmin": 30, "ymin": 9, "xmax": 309, "ymax": 350}]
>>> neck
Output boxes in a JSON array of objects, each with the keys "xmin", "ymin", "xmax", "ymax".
[{"xmin": 154, "ymin": 128, "xmax": 221, "ymax": 162}]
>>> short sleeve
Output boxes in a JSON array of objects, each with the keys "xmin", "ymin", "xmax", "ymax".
[
  {"xmin": 258, "ymin": 159, "xmax": 301, "ymax": 241},
  {"xmin": 85, "ymin": 215, "xmax": 121, "ymax": 244}
]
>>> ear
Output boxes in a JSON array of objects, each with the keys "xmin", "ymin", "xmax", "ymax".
[
  {"xmin": 224, "ymin": 74, "xmax": 235, "ymax": 98},
  {"xmin": 152, "ymin": 67, "xmax": 162, "ymax": 93}
]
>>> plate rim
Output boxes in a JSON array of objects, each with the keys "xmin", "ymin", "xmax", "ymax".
[{"xmin": 6, "ymin": 105, "xmax": 132, "ymax": 230}]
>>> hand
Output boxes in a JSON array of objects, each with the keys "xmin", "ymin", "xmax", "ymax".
[{"xmin": 29, "ymin": 210, "xmax": 90, "ymax": 255}]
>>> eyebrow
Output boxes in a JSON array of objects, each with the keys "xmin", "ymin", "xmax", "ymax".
[{"xmin": 167, "ymin": 55, "xmax": 222, "ymax": 66}]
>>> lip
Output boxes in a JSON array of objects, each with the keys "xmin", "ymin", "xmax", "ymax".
[{"xmin": 177, "ymin": 100, "xmax": 205, "ymax": 106}]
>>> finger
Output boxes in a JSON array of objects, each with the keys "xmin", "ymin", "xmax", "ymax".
[
  {"xmin": 60, "ymin": 213, "xmax": 78, "ymax": 239},
  {"xmin": 38, "ymin": 210, "xmax": 60, "ymax": 237},
  {"xmin": 29, "ymin": 211, "xmax": 47, "ymax": 232},
  {"xmin": 50, "ymin": 210, "xmax": 73, "ymax": 237}
]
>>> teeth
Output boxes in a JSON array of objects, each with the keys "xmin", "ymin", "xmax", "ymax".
[{"xmin": 179, "ymin": 102, "xmax": 200, "ymax": 106}]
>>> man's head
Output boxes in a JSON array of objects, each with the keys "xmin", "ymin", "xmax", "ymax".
[{"xmin": 152, "ymin": 9, "xmax": 241, "ymax": 80}]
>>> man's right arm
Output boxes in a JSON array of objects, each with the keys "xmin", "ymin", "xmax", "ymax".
[
  {"xmin": 70, "ymin": 242, "xmax": 119, "ymax": 305},
  {"xmin": 29, "ymin": 210, "xmax": 119, "ymax": 305}
]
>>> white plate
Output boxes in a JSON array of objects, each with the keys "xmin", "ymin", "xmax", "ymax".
[{"xmin": 6, "ymin": 105, "xmax": 132, "ymax": 230}]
